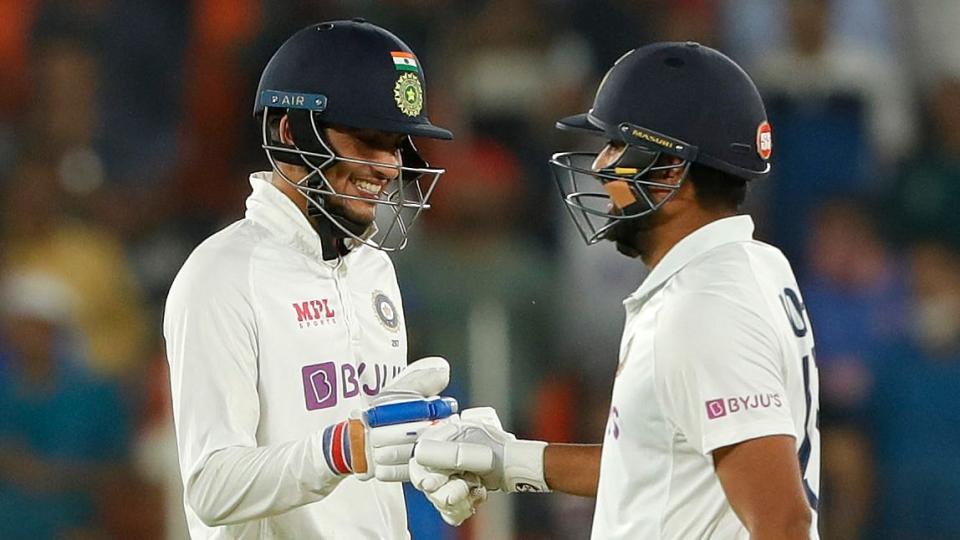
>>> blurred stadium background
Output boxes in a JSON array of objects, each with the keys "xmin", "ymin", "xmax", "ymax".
[{"xmin": 1, "ymin": 0, "xmax": 959, "ymax": 538}]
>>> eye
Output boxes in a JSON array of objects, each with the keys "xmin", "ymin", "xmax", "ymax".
[{"xmin": 360, "ymin": 132, "xmax": 403, "ymax": 153}]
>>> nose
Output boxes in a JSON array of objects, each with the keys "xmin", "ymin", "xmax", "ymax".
[{"xmin": 369, "ymin": 149, "xmax": 402, "ymax": 181}]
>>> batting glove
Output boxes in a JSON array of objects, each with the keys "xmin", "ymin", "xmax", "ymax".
[
  {"xmin": 321, "ymin": 356, "xmax": 456, "ymax": 482},
  {"xmin": 411, "ymin": 407, "xmax": 550, "ymax": 494}
]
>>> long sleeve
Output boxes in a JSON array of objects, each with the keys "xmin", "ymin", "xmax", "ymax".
[{"xmin": 163, "ymin": 241, "xmax": 344, "ymax": 527}]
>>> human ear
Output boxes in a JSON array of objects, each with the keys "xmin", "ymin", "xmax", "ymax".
[{"xmin": 278, "ymin": 114, "xmax": 295, "ymax": 145}]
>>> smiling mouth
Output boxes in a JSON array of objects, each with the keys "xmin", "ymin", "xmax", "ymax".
[{"xmin": 352, "ymin": 178, "xmax": 384, "ymax": 199}]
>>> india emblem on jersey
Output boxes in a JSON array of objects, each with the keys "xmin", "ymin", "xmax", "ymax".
[{"xmin": 372, "ymin": 290, "xmax": 400, "ymax": 332}]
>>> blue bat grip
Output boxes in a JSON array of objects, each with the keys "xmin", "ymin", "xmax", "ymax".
[{"xmin": 364, "ymin": 397, "xmax": 459, "ymax": 428}]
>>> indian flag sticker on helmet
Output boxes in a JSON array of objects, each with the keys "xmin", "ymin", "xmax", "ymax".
[
  {"xmin": 393, "ymin": 73, "xmax": 423, "ymax": 117},
  {"xmin": 757, "ymin": 121, "xmax": 772, "ymax": 160},
  {"xmin": 391, "ymin": 51, "xmax": 419, "ymax": 73}
]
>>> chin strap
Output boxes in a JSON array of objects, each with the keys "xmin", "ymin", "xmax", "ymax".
[{"xmin": 309, "ymin": 207, "xmax": 369, "ymax": 261}]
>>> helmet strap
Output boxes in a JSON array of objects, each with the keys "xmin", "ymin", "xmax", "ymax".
[
  {"xmin": 601, "ymin": 198, "xmax": 648, "ymax": 258},
  {"xmin": 287, "ymin": 109, "xmax": 335, "ymax": 168},
  {"xmin": 308, "ymin": 210, "xmax": 354, "ymax": 260}
]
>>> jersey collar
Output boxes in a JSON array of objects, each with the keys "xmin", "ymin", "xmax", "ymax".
[
  {"xmin": 246, "ymin": 172, "xmax": 325, "ymax": 259},
  {"xmin": 245, "ymin": 172, "xmax": 377, "ymax": 260},
  {"xmin": 626, "ymin": 215, "xmax": 755, "ymax": 304}
]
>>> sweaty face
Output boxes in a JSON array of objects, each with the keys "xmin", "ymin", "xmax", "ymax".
[{"xmin": 321, "ymin": 126, "xmax": 405, "ymax": 225}]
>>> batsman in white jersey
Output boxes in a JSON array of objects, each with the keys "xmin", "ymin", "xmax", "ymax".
[
  {"xmin": 164, "ymin": 20, "xmax": 464, "ymax": 539},
  {"xmin": 409, "ymin": 42, "xmax": 821, "ymax": 539}
]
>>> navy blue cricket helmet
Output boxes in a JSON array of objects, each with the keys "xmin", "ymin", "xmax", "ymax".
[
  {"xmin": 255, "ymin": 19, "xmax": 452, "ymax": 252},
  {"xmin": 549, "ymin": 42, "xmax": 771, "ymax": 247}
]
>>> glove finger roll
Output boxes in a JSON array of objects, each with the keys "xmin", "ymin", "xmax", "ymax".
[
  {"xmin": 430, "ymin": 477, "xmax": 472, "ymax": 506},
  {"xmin": 409, "ymin": 459, "xmax": 454, "ymax": 493},
  {"xmin": 373, "ymin": 443, "xmax": 414, "ymax": 466},
  {"xmin": 415, "ymin": 440, "xmax": 495, "ymax": 473},
  {"xmin": 374, "ymin": 463, "xmax": 411, "ymax": 482}
]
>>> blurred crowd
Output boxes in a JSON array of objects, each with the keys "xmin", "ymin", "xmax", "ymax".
[{"xmin": 1, "ymin": 0, "xmax": 959, "ymax": 538}]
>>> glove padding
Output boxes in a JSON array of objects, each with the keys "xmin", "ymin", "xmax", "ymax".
[
  {"xmin": 412, "ymin": 407, "xmax": 550, "ymax": 495},
  {"xmin": 369, "ymin": 355, "xmax": 450, "ymax": 407},
  {"xmin": 415, "ymin": 468, "xmax": 488, "ymax": 526},
  {"xmin": 409, "ymin": 415, "xmax": 488, "ymax": 526},
  {"xmin": 322, "ymin": 357, "xmax": 452, "ymax": 482}
]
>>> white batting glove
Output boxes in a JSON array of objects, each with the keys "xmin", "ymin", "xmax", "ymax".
[
  {"xmin": 413, "ymin": 468, "xmax": 488, "ymax": 526},
  {"xmin": 321, "ymin": 357, "xmax": 454, "ymax": 482},
  {"xmin": 409, "ymin": 416, "xmax": 488, "ymax": 526},
  {"xmin": 412, "ymin": 407, "xmax": 550, "ymax": 493}
]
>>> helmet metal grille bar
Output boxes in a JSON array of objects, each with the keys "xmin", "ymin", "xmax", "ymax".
[
  {"xmin": 260, "ymin": 108, "xmax": 445, "ymax": 252},
  {"xmin": 549, "ymin": 150, "xmax": 690, "ymax": 245}
]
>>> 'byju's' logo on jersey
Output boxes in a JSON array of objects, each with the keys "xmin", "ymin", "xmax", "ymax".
[
  {"xmin": 706, "ymin": 393, "xmax": 783, "ymax": 420},
  {"xmin": 706, "ymin": 399, "xmax": 727, "ymax": 419},
  {"xmin": 301, "ymin": 361, "xmax": 405, "ymax": 411},
  {"xmin": 292, "ymin": 299, "xmax": 337, "ymax": 328},
  {"xmin": 302, "ymin": 362, "xmax": 338, "ymax": 410}
]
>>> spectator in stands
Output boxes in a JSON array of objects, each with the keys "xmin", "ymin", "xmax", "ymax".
[
  {"xmin": 887, "ymin": 76, "xmax": 960, "ymax": 248},
  {"xmin": 0, "ymin": 271, "xmax": 129, "ymax": 538},
  {"xmin": 22, "ymin": 37, "xmax": 106, "ymax": 198},
  {"xmin": 864, "ymin": 240, "xmax": 960, "ymax": 539},
  {"xmin": 0, "ymin": 159, "xmax": 149, "ymax": 379},
  {"xmin": 803, "ymin": 199, "xmax": 907, "ymax": 418},
  {"xmin": 754, "ymin": 0, "xmax": 914, "ymax": 164},
  {"xmin": 750, "ymin": 0, "xmax": 915, "ymax": 262},
  {"xmin": 447, "ymin": 0, "xmax": 593, "ymax": 245},
  {"xmin": 800, "ymin": 199, "xmax": 907, "ymax": 539},
  {"xmin": 722, "ymin": 0, "xmax": 905, "ymax": 72}
]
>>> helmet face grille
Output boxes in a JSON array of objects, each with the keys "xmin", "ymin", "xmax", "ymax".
[
  {"xmin": 260, "ymin": 108, "xmax": 445, "ymax": 252},
  {"xmin": 548, "ymin": 147, "xmax": 690, "ymax": 246}
]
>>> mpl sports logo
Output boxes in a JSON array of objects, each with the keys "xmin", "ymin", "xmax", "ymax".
[
  {"xmin": 292, "ymin": 299, "xmax": 337, "ymax": 328},
  {"xmin": 706, "ymin": 392, "xmax": 783, "ymax": 420}
]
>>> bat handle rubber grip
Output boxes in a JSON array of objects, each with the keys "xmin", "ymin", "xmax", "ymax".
[{"xmin": 364, "ymin": 397, "xmax": 459, "ymax": 428}]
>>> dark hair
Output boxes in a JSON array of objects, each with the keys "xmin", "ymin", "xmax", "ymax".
[{"xmin": 687, "ymin": 163, "xmax": 747, "ymax": 211}]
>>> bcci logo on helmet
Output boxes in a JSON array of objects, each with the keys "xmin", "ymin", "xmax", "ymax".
[{"xmin": 394, "ymin": 73, "xmax": 423, "ymax": 117}]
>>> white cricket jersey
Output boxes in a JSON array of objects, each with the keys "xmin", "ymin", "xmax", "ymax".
[
  {"xmin": 591, "ymin": 216, "xmax": 821, "ymax": 539},
  {"xmin": 164, "ymin": 173, "xmax": 411, "ymax": 539}
]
